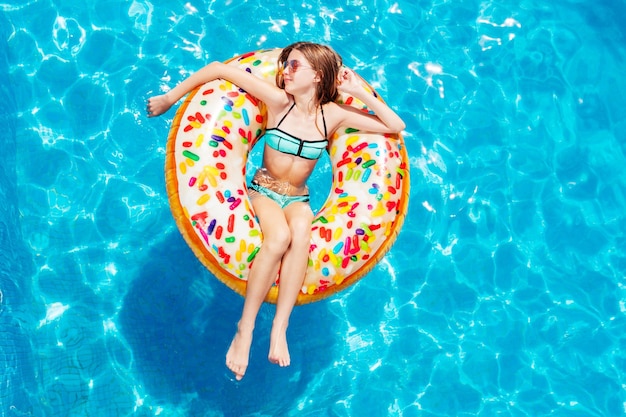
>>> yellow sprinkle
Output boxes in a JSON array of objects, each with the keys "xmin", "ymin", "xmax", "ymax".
[
  {"xmin": 197, "ymin": 171, "xmax": 206, "ymax": 186},
  {"xmin": 234, "ymin": 95, "xmax": 245, "ymax": 107},
  {"xmin": 372, "ymin": 202, "xmax": 386, "ymax": 217},
  {"xmin": 240, "ymin": 240, "xmax": 247, "ymax": 252},
  {"xmin": 179, "ymin": 162, "xmax": 187, "ymax": 175},
  {"xmin": 197, "ymin": 194, "xmax": 210, "ymax": 205},
  {"xmin": 236, "ymin": 250, "xmax": 242, "ymax": 262},
  {"xmin": 195, "ymin": 134, "xmax": 204, "ymax": 147},
  {"xmin": 190, "ymin": 121, "xmax": 201, "ymax": 129},
  {"xmin": 185, "ymin": 158, "xmax": 195, "ymax": 167},
  {"xmin": 328, "ymin": 252, "xmax": 340, "ymax": 267},
  {"xmin": 337, "ymin": 195, "xmax": 357, "ymax": 203},
  {"xmin": 333, "ymin": 227, "xmax": 343, "ymax": 240},
  {"xmin": 346, "ymin": 135, "xmax": 359, "ymax": 146},
  {"xmin": 224, "ymin": 119, "xmax": 233, "ymax": 128},
  {"xmin": 183, "ymin": 207, "xmax": 190, "ymax": 218},
  {"xmin": 248, "ymin": 243, "xmax": 256, "ymax": 253},
  {"xmin": 212, "ymin": 129, "xmax": 226, "ymax": 138},
  {"xmin": 204, "ymin": 165, "xmax": 220, "ymax": 176},
  {"xmin": 207, "ymin": 174, "xmax": 217, "ymax": 187},
  {"xmin": 335, "ymin": 275, "xmax": 345, "ymax": 285},
  {"xmin": 307, "ymin": 284, "xmax": 316, "ymax": 295}
]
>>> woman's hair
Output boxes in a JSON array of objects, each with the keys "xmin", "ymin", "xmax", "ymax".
[{"xmin": 276, "ymin": 42, "xmax": 343, "ymax": 105}]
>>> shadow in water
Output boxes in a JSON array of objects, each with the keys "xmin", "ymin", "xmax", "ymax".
[{"xmin": 119, "ymin": 231, "xmax": 337, "ymax": 416}]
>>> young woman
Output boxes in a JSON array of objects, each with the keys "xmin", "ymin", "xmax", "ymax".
[{"xmin": 147, "ymin": 42, "xmax": 405, "ymax": 381}]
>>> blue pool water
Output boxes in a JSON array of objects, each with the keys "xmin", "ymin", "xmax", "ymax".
[{"xmin": 2, "ymin": 0, "xmax": 626, "ymax": 416}]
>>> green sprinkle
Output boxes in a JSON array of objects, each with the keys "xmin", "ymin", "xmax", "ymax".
[
  {"xmin": 247, "ymin": 246, "xmax": 260, "ymax": 262},
  {"xmin": 225, "ymin": 237, "xmax": 235, "ymax": 243},
  {"xmin": 362, "ymin": 160, "xmax": 376, "ymax": 169},
  {"xmin": 346, "ymin": 128, "xmax": 359, "ymax": 133},
  {"xmin": 182, "ymin": 150, "xmax": 199, "ymax": 161}
]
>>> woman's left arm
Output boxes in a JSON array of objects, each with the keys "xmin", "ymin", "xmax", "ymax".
[{"xmin": 336, "ymin": 67, "xmax": 406, "ymax": 133}]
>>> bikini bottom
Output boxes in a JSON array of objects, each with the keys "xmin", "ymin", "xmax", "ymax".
[{"xmin": 248, "ymin": 168, "xmax": 310, "ymax": 209}]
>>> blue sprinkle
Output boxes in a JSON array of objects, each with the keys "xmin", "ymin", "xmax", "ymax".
[
  {"xmin": 242, "ymin": 108, "xmax": 250, "ymax": 125},
  {"xmin": 208, "ymin": 219, "xmax": 216, "ymax": 235},
  {"xmin": 333, "ymin": 241, "xmax": 344, "ymax": 254},
  {"xmin": 361, "ymin": 168, "xmax": 371, "ymax": 182}
]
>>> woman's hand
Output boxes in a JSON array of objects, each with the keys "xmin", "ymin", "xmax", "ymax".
[
  {"xmin": 146, "ymin": 93, "xmax": 174, "ymax": 118},
  {"xmin": 337, "ymin": 67, "xmax": 361, "ymax": 96}
]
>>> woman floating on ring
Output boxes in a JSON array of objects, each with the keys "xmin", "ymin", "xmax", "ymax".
[{"xmin": 148, "ymin": 42, "xmax": 406, "ymax": 381}]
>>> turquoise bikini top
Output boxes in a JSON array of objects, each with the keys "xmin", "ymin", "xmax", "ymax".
[{"xmin": 263, "ymin": 102, "xmax": 329, "ymax": 160}]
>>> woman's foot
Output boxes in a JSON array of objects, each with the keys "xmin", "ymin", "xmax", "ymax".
[
  {"xmin": 226, "ymin": 327, "xmax": 253, "ymax": 380},
  {"xmin": 268, "ymin": 323, "xmax": 290, "ymax": 367}
]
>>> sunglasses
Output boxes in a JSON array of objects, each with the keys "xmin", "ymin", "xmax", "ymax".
[{"xmin": 281, "ymin": 60, "xmax": 314, "ymax": 73}]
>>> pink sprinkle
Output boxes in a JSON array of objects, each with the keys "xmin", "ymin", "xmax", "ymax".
[
  {"xmin": 229, "ymin": 198, "xmax": 241, "ymax": 210},
  {"xmin": 343, "ymin": 236, "xmax": 351, "ymax": 256}
]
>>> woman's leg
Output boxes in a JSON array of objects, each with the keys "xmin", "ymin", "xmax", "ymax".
[
  {"xmin": 226, "ymin": 195, "xmax": 291, "ymax": 380},
  {"xmin": 268, "ymin": 201, "xmax": 314, "ymax": 367}
]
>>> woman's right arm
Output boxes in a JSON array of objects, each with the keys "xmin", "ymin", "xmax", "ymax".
[{"xmin": 147, "ymin": 62, "xmax": 286, "ymax": 117}]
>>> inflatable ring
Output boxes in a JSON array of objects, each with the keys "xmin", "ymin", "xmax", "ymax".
[{"xmin": 165, "ymin": 48, "xmax": 409, "ymax": 304}]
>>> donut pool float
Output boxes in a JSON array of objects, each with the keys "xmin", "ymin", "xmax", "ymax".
[{"xmin": 165, "ymin": 48, "xmax": 409, "ymax": 304}]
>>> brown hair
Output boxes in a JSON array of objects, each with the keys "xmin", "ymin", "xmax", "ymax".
[{"xmin": 275, "ymin": 42, "xmax": 343, "ymax": 106}]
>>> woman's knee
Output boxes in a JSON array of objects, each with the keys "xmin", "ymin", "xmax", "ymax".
[
  {"xmin": 263, "ymin": 224, "xmax": 292, "ymax": 254},
  {"xmin": 287, "ymin": 209, "xmax": 314, "ymax": 242}
]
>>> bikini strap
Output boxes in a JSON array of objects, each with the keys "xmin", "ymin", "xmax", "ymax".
[
  {"xmin": 276, "ymin": 102, "xmax": 296, "ymax": 128},
  {"xmin": 321, "ymin": 105, "xmax": 328, "ymax": 139}
]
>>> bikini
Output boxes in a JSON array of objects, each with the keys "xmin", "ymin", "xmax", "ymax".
[{"xmin": 249, "ymin": 102, "xmax": 328, "ymax": 208}]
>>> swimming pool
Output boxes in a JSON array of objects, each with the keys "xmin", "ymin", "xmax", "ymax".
[{"xmin": 1, "ymin": 0, "xmax": 625, "ymax": 415}]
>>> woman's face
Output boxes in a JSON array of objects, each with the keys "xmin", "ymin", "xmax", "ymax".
[{"xmin": 282, "ymin": 50, "xmax": 318, "ymax": 93}]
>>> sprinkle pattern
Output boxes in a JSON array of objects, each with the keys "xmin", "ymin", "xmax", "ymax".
[{"xmin": 168, "ymin": 49, "xmax": 409, "ymax": 303}]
